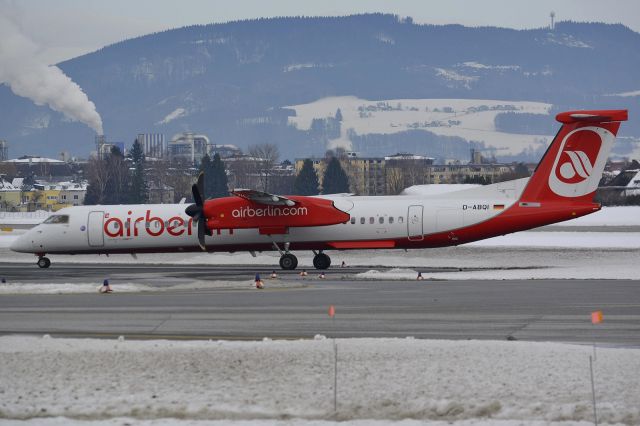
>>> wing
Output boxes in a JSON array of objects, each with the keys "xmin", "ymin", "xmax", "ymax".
[{"xmin": 230, "ymin": 189, "xmax": 297, "ymax": 206}]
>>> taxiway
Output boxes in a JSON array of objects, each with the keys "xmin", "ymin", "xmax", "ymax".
[{"xmin": 1, "ymin": 263, "xmax": 639, "ymax": 345}]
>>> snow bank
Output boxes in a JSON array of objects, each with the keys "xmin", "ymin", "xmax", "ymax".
[
  {"xmin": 547, "ymin": 206, "xmax": 640, "ymax": 227},
  {"xmin": 467, "ymin": 231, "xmax": 640, "ymax": 248},
  {"xmin": 0, "ymin": 336, "xmax": 637, "ymax": 425},
  {"xmin": 0, "ymin": 278, "xmax": 293, "ymax": 295}
]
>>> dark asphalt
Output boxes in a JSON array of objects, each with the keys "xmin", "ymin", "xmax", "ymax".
[{"xmin": 0, "ymin": 263, "xmax": 639, "ymax": 345}]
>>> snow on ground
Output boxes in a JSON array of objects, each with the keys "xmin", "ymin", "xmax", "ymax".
[
  {"xmin": 0, "ymin": 336, "xmax": 638, "ymax": 425},
  {"xmin": 0, "ymin": 278, "xmax": 286, "ymax": 295},
  {"xmin": 156, "ymin": 107, "xmax": 186, "ymax": 125},
  {"xmin": 545, "ymin": 206, "xmax": 640, "ymax": 227},
  {"xmin": 0, "ymin": 210, "xmax": 50, "ymax": 226},
  {"xmin": 285, "ymin": 96, "xmax": 552, "ymax": 155}
]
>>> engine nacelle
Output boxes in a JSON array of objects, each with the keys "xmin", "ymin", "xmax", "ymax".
[{"xmin": 203, "ymin": 196, "xmax": 350, "ymax": 234}]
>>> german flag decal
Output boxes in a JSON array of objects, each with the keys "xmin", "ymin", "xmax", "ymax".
[{"xmin": 493, "ymin": 204, "xmax": 505, "ymax": 210}]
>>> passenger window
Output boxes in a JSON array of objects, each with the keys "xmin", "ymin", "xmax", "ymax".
[
  {"xmin": 389, "ymin": 217, "xmax": 394, "ymax": 224},
  {"xmin": 379, "ymin": 217, "xmax": 384, "ymax": 224},
  {"xmin": 369, "ymin": 217, "xmax": 374, "ymax": 224},
  {"xmin": 398, "ymin": 216, "xmax": 404, "ymax": 224},
  {"xmin": 350, "ymin": 217, "xmax": 356, "ymax": 224},
  {"xmin": 360, "ymin": 217, "xmax": 365, "ymax": 225}
]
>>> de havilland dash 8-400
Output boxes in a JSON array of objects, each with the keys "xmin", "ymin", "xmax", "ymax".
[{"xmin": 10, "ymin": 110, "xmax": 628, "ymax": 270}]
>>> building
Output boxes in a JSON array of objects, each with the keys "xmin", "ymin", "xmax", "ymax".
[
  {"xmin": 0, "ymin": 178, "xmax": 87, "ymax": 212},
  {"xmin": 624, "ymin": 170, "xmax": 640, "ymax": 197},
  {"xmin": 295, "ymin": 153, "xmax": 514, "ymax": 195},
  {"xmin": 137, "ymin": 133, "xmax": 166, "ymax": 159},
  {"xmin": 343, "ymin": 156, "xmax": 386, "ymax": 195},
  {"xmin": 169, "ymin": 132, "xmax": 210, "ymax": 164},
  {"xmin": 425, "ymin": 164, "xmax": 512, "ymax": 184},
  {"xmin": 148, "ymin": 182, "xmax": 175, "ymax": 204},
  {"xmin": 209, "ymin": 144, "xmax": 242, "ymax": 159},
  {"xmin": 0, "ymin": 140, "xmax": 8, "ymax": 161},
  {"xmin": 58, "ymin": 182, "xmax": 88, "ymax": 206},
  {"xmin": 295, "ymin": 154, "xmax": 386, "ymax": 195},
  {"xmin": 224, "ymin": 154, "xmax": 269, "ymax": 190},
  {"xmin": 385, "ymin": 153, "xmax": 435, "ymax": 194},
  {"xmin": 0, "ymin": 176, "xmax": 21, "ymax": 210},
  {"xmin": 95, "ymin": 135, "xmax": 126, "ymax": 158}
]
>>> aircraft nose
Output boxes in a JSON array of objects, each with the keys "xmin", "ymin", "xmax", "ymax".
[{"xmin": 9, "ymin": 231, "xmax": 33, "ymax": 253}]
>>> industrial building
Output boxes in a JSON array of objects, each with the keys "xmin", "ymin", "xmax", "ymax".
[
  {"xmin": 137, "ymin": 133, "xmax": 167, "ymax": 159},
  {"xmin": 169, "ymin": 132, "xmax": 210, "ymax": 164}
]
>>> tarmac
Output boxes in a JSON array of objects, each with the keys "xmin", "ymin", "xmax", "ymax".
[{"xmin": 1, "ymin": 263, "xmax": 639, "ymax": 345}]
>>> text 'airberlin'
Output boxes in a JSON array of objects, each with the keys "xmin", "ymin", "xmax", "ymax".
[{"xmin": 232, "ymin": 206, "xmax": 308, "ymax": 218}]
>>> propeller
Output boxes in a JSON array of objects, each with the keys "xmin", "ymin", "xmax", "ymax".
[{"xmin": 185, "ymin": 172, "xmax": 207, "ymax": 250}]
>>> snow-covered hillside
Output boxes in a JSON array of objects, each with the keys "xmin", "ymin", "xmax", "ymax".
[{"xmin": 286, "ymin": 96, "xmax": 552, "ymax": 155}]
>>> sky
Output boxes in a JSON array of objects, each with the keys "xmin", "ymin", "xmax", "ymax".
[{"xmin": 4, "ymin": 0, "xmax": 640, "ymax": 64}]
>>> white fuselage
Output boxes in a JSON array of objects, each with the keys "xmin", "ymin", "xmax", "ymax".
[{"xmin": 11, "ymin": 179, "xmax": 528, "ymax": 255}]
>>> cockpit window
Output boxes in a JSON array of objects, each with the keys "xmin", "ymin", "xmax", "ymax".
[{"xmin": 43, "ymin": 215, "xmax": 69, "ymax": 224}]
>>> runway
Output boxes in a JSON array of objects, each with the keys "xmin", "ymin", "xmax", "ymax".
[{"xmin": 1, "ymin": 263, "xmax": 639, "ymax": 345}]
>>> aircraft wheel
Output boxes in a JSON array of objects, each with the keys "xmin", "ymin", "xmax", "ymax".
[
  {"xmin": 37, "ymin": 257, "xmax": 51, "ymax": 269},
  {"xmin": 279, "ymin": 253, "xmax": 298, "ymax": 270},
  {"xmin": 313, "ymin": 253, "xmax": 331, "ymax": 270}
]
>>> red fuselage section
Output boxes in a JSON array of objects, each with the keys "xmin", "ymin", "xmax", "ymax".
[{"xmin": 202, "ymin": 196, "xmax": 350, "ymax": 235}]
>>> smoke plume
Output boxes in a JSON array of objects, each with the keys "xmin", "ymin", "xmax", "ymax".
[{"xmin": 0, "ymin": 5, "xmax": 103, "ymax": 134}]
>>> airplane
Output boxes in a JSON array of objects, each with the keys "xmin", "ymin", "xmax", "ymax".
[{"xmin": 10, "ymin": 109, "xmax": 628, "ymax": 270}]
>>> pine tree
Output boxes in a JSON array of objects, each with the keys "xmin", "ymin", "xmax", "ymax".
[
  {"xmin": 200, "ymin": 153, "xmax": 228, "ymax": 199},
  {"xmin": 103, "ymin": 146, "xmax": 130, "ymax": 204},
  {"xmin": 210, "ymin": 153, "xmax": 229, "ymax": 198},
  {"xmin": 321, "ymin": 157, "xmax": 350, "ymax": 194},
  {"xmin": 293, "ymin": 159, "xmax": 319, "ymax": 195},
  {"xmin": 128, "ymin": 139, "xmax": 148, "ymax": 203}
]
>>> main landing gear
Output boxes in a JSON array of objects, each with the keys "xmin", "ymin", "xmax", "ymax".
[
  {"xmin": 37, "ymin": 256, "xmax": 51, "ymax": 269},
  {"xmin": 312, "ymin": 251, "xmax": 331, "ymax": 270},
  {"xmin": 272, "ymin": 243, "xmax": 331, "ymax": 270},
  {"xmin": 279, "ymin": 253, "xmax": 298, "ymax": 270},
  {"xmin": 273, "ymin": 242, "xmax": 297, "ymax": 270}
]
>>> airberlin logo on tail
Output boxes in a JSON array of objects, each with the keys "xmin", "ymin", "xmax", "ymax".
[
  {"xmin": 557, "ymin": 150, "xmax": 594, "ymax": 183},
  {"xmin": 548, "ymin": 126, "xmax": 613, "ymax": 197}
]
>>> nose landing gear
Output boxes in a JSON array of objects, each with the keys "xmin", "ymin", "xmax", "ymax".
[{"xmin": 37, "ymin": 256, "xmax": 51, "ymax": 269}]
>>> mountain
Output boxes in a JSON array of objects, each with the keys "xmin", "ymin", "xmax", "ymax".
[{"xmin": 1, "ymin": 14, "xmax": 639, "ymax": 160}]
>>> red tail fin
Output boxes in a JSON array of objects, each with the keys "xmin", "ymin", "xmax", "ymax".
[{"xmin": 519, "ymin": 110, "xmax": 628, "ymax": 204}]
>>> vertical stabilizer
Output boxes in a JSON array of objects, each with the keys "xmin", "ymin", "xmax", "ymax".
[{"xmin": 519, "ymin": 110, "xmax": 628, "ymax": 204}]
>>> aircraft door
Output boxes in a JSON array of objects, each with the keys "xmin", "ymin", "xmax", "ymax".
[
  {"xmin": 87, "ymin": 211, "xmax": 104, "ymax": 247},
  {"xmin": 407, "ymin": 205, "xmax": 424, "ymax": 241}
]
